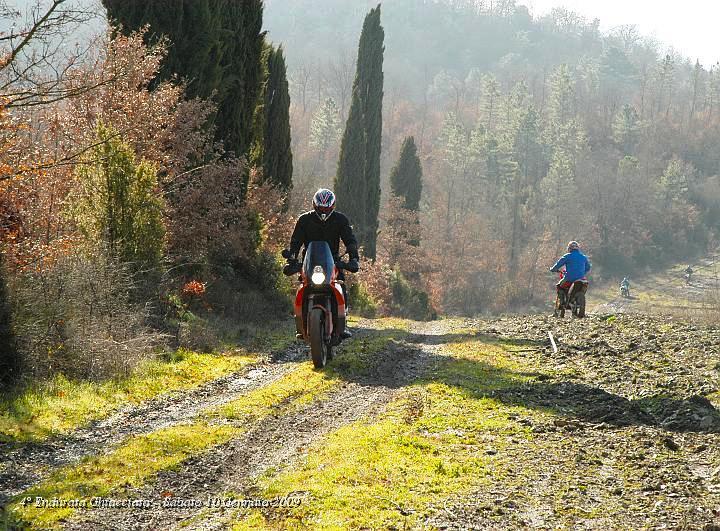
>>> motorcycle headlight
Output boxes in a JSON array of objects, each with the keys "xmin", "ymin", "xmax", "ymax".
[{"xmin": 311, "ymin": 266, "xmax": 326, "ymax": 285}]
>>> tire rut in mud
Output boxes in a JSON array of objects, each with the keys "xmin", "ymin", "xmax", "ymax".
[
  {"xmin": 0, "ymin": 345, "xmax": 307, "ymax": 506},
  {"xmin": 65, "ymin": 326, "xmax": 437, "ymax": 531}
]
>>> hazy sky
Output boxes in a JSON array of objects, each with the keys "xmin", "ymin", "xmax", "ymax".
[{"xmin": 526, "ymin": 0, "xmax": 718, "ymax": 67}]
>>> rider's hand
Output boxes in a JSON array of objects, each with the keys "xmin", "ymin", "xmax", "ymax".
[
  {"xmin": 283, "ymin": 259, "xmax": 301, "ymax": 276},
  {"xmin": 346, "ymin": 258, "xmax": 359, "ymax": 273}
]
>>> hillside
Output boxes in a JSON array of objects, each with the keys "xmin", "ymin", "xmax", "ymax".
[{"xmin": 0, "ymin": 2, "xmax": 719, "ymax": 528}]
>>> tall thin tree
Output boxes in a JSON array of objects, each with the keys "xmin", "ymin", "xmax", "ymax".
[
  {"xmin": 253, "ymin": 44, "xmax": 293, "ymax": 192},
  {"xmin": 335, "ymin": 5, "xmax": 384, "ymax": 259},
  {"xmin": 0, "ymin": 253, "xmax": 18, "ymax": 384},
  {"xmin": 103, "ymin": 0, "xmax": 264, "ymax": 166},
  {"xmin": 390, "ymin": 136, "xmax": 423, "ymax": 211}
]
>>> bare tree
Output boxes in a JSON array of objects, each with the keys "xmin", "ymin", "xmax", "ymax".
[
  {"xmin": 0, "ymin": 0, "xmax": 103, "ymax": 108},
  {"xmin": 289, "ymin": 62, "xmax": 313, "ymax": 115},
  {"xmin": 325, "ymin": 47, "xmax": 355, "ymax": 121}
]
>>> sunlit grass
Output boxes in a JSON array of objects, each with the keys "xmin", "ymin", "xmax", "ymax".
[
  {"xmin": 209, "ymin": 364, "xmax": 336, "ymax": 423},
  {"xmin": 229, "ymin": 338, "xmax": 543, "ymax": 530},
  {"xmin": 6, "ymin": 423, "xmax": 239, "ymax": 530},
  {"xmin": 0, "ymin": 350, "xmax": 258, "ymax": 444},
  {"xmin": 212, "ymin": 323, "xmax": 411, "ymax": 422},
  {"xmin": 6, "ymin": 322, "xmax": 411, "ymax": 529}
]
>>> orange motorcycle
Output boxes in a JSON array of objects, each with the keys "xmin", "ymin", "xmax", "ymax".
[{"xmin": 282, "ymin": 242, "xmax": 357, "ymax": 368}]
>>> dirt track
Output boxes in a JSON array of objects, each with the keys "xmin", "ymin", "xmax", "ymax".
[
  {"xmin": 64, "ymin": 326, "xmax": 434, "ymax": 530},
  {"xmin": 2, "ymin": 315, "xmax": 720, "ymax": 529}
]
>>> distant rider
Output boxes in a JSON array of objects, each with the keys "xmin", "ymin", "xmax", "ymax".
[
  {"xmin": 684, "ymin": 265, "xmax": 694, "ymax": 283},
  {"xmin": 550, "ymin": 241, "xmax": 592, "ymax": 292},
  {"xmin": 286, "ymin": 188, "xmax": 359, "ymax": 339},
  {"xmin": 620, "ymin": 277, "xmax": 630, "ymax": 296}
]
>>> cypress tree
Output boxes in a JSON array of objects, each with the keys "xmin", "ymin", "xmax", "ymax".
[
  {"xmin": 215, "ymin": 0, "xmax": 264, "ymax": 162},
  {"xmin": 335, "ymin": 5, "xmax": 384, "ymax": 259},
  {"xmin": 103, "ymin": 0, "xmax": 264, "ymax": 164},
  {"xmin": 253, "ymin": 44, "xmax": 293, "ymax": 191},
  {"xmin": 390, "ymin": 136, "xmax": 423, "ymax": 211},
  {"xmin": 102, "ymin": 1, "xmax": 223, "ymax": 100}
]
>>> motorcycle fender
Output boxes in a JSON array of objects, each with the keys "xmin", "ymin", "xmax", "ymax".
[
  {"xmin": 310, "ymin": 300, "xmax": 333, "ymax": 338},
  {"xmin": 295, "ymin": 286, "xmax": 306, "ymax": 341}
]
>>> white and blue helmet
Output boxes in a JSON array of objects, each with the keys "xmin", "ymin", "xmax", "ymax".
[{"xmin": 313, "ymin": 188, "xmax": 336, "ymax": 221}]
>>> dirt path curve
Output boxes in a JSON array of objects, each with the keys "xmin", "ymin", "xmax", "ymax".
[
  {"xmin": 592, "ymin": 252, "xmax": 719, "ymax": 316},
  {"xmin": 0, "ymin": 345, "xmax": 308, "ymax": 506},
  {"xmin": 64, "ymin": 320, "xmax": 448, "ymax": 531}
]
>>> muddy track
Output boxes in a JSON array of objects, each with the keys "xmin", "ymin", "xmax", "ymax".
[
  {"xmin": 64, "ymin": 323, "xmax": 439, "ymax": 530},
  {"xmin": 0, "ymin": 345, "xmax": 308, "ymax": 506},
  {"xmin": 5, "ymin": 316, "xmax": 719, "ymax": 529}
]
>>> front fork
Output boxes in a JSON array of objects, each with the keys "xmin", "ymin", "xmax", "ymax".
[{"xmin": 295, "ymin": 284, "xmax": 347, "ymax": 343}]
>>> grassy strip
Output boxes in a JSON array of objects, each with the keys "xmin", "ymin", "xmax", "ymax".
[
  {"xmin": 209, "ymin": 363, "xmax": 337, "ymax": 423},
  {"xmin": 6, "ymin": 321, "xmax": 410, "ymax": 529},
  {"xmin": 210, "ymin": 322, "xmax": 412, "ymax": 423},
  {"xmin": 5, "ymin": 423, "xmax": 239, "ymax": 529},
  {"xmin": 0, "ymin": 349, "xmax": 258, "ymax": 444},
  {"xmin": 230, "ymin": 338, "xmax": 545, "ymax": 529}
]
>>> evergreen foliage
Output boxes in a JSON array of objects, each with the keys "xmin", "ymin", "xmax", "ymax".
[
  {"xmin": 101, "ymin": 1, "xmax": 220, "ymax": 98},
  {"xmin": 335, "ymin": 5, "xmax": 384, "ymax": 260},
  {"xmin": 215, "ymin": 0, "xmax": 264, "ymax": 162},
  {"xmin": 390, "ymin": 136, "xmax": 423, "ymax": 212},
  {"xmin": 310, "ymin": 98, "xmax": 341, "ymax": 154},
  {"xmin": 253, "ymin": 44, "xmax": 293, "ymax": 191},
  {"xmin": 612, "ymin": 104, "xmax": 642, "ymax": 155},
  {"xmin": 102, "ymin": 0, "xmax": 264, "ymax": 163},
  {"xmin": 70, "ymin": 124, "xmax": 165, "ymax": 270},
  {"xmin": 389, "ymin": 270, "xmax": 433, "ymax": 321}
]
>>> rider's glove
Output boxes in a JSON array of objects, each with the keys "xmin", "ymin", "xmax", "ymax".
[
  {"xmin": 283, "ymin": 259, "xmax": 301, "ymax": 277},
  {"xmin": 346, "ymin": 258, "xmax": 360, "ymax": 273}
]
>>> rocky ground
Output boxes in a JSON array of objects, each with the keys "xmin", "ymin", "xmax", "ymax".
[{"xmin": 1, "ymin": 314, "xmax": 719, "ymax": 530}]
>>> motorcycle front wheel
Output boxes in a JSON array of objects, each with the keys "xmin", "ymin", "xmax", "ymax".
[{"xmin": 309, "ymin": 308, "xmax": 328, "ymax": 369}]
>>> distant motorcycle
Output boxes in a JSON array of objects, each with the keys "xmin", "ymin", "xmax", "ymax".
[
  {"xmin": 283, "ymin": 242, "xmax": 357, "ymax": 369},
  {"xmin": 620, "ymin": 284, "xmax": 630, "ymax": 298},
  {"xmin": 554, "ymin": 271, "xmax": 588, "ymax": 318}
]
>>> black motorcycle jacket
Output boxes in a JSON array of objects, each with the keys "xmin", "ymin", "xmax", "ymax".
[{"xmin": 289, "ymin": 211, "xmax": 359, "ymax": 261}]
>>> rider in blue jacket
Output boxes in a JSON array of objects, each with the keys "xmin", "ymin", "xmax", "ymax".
[{"xmin": 550, "ymin": 241, "xmax": 592, "ymax": 287}]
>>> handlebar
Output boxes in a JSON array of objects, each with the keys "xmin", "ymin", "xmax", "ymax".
[{"xmin": 281, "ymin": 257, "xmax": 359, "ymax": 277}]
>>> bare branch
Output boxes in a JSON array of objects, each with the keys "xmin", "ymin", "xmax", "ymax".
[{"xmin": 0, "ymin": 0, "xmax": 68, "ymax": 71}]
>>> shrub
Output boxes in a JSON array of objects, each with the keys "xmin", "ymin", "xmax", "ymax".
[
  {"xmin": 389, "ymin": 270, "xmax": 434, "ymax": 321},
  {"xmin": 347, "ymin": 280, "xmax": 379, "ymax": 318},
  {"xmin": 9, "ymin": 250, "xmax": 162, "ymax": 381},
  {"xmin": 69, "ymin": 123, "xmax": 165, "ymax": 272}
]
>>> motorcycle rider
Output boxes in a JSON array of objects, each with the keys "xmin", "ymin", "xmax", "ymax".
[
  {"xmin": 550, "ymin": 241, "xmax": 592, "ymax": 295},
  {"xmin": 286, "ymin": 188, "xmax": 359, "ymax": 339},
  {"xmin": 620, "ymin": 277, "xmax": 630, "ymax": 297},
  {"xmin": 684, "ymin": 265, "xmax": 694, "ymax": 283}
]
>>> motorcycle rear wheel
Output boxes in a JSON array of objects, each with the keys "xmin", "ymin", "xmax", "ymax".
[
  {"xmin": 574, "ymin": 293, "xmax": 586, "ymax": 318},
  {"xmin": 555, "ymin": 294, "xmax": 565, "ymax": 318},
  {"xmin": 309, "ymin": 308, "xmax": 328, "ymax": 369}
]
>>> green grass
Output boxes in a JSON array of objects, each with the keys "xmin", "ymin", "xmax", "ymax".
[
  {"xmin": 6, "ymin": 423, "xmax": 239, "ymax": 529},
  {"xmin": 0, "ymin": 349, "xmax": 258, "ymax": 444},
  {"xmin": 212, "ymin": 322, "xmax": 412, "ymax": 423},
  {"xmin": 5, "ymin": 321, "xmax": 412, "ymax": 530},
  {"xmin": 229, "ymin": 337, "xmax": 545, "ymax": 530},
  {"xmin": 709, "ymin": 391, "xmax": 720, "ymax": 408},
  {"xmin": 209, "ymin": 364, "xmax": 337, "ymax": 423}
]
